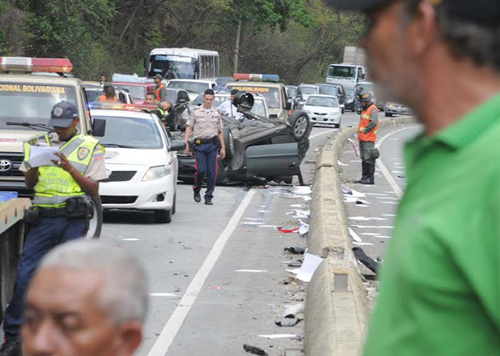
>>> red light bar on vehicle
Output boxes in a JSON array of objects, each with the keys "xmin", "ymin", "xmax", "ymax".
[
  {"xmin": 233, "ymin": 73, "xmax": 280, "ymax": 82},
  {"xmin": 0, "ymin": 57, "xmax": 73, "ymax": 73}
]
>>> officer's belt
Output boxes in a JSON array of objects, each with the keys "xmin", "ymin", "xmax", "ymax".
[
  {"xmin": 37, "ymin": 207, "xmax": 68, "ymax": 218},
  {"xmin": 194, "ymin": 137, "xmax": 217, "ymax": 145}
]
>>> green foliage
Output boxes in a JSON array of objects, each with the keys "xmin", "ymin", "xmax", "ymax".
[{"xmin": 2, "ymin": 0, "xmax": 366, "ymax": 82}]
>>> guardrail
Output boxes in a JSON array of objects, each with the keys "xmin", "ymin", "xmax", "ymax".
[{"xmin": 304, "ymin": 116, "xmax": 416, "ymax": 356}]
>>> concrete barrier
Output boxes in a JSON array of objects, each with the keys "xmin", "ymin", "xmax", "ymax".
[{"xmin": 304, "ymin": 116, "xmax": 416, "ymax": 356}]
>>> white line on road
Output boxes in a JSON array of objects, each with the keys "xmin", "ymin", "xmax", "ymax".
[
  {"xmin": 310, "ymin": 128, "xmax": 337, "ymax": 139},
  {"xmin": 375, "ymin": 126, "xmax": 419, "ymax": 199},
  {"xmin": 147, "ymin": 189, "xmax": 256, "ymax": 356}
]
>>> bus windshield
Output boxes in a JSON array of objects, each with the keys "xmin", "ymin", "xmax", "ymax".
[
  {"xmin": 148, "ymin": 55, "xmax": 196, "ymax": 80},
  {"xmin": 328, "ymin": 66, "xmax": 355, "ymax": 78},
  {"xmin": 0, "ymin": 83, "xmax": 77, "ymax": 128}
]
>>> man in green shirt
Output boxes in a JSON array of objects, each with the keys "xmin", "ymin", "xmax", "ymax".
[{"xmin": 326, "ymin": 0, "xmax": 500, "ymax": 355}]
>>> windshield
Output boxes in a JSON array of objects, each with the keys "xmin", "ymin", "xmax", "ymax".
[
  {"xmin": 149, "ymin": 55, "xmax": 196, "ymax": 80},
  {"xmin": 95, "ymin": 116, "xmax": 163, "ymax": 149},
  {"xmin": 299, "ymin": 86, "xmax": 318, "ymax": 95},
  {"xmin": 318, "ymin": 86, "xmax": 338, "ymax": 96},
  {"xmin": 328, "ymin": 66, "xmax": 355, "ymax": 78},
  {"xmin": 114, "ymin": 85, "xmax": 145, "ymax": 100},
  {"xmin": 346, "ymin": 89, "xmax": 355, "ymax": 99},
  {"xmin": 356, "ymin": 82, "xmax": 374, "ymax": 94},
  {"xmin": 286, "ymin": 87, "xmax": 297, "ymax": 97},
  {"xmin": 0, "ymin": 83, "xmax": 77, "ymax": 128},
  {"xmin": 85, "ymin": 88, "xmax": 104, "ymax": 103},
  {"xmin": 168, "ymin": 81, "xmax": 209, "ymax": 94},
  {"xmin": 306, "ymin": 96, "xmax": 338, "ymax": 107}
]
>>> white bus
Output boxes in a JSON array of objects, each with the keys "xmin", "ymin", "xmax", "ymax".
[{"xmin": 145, "ymin": 48, "xmax": 219, "ymax": 80}]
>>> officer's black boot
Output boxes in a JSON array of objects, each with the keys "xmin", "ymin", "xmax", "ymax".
[
  {"xmin": 355, "ymin": 161, "xmax": 368, "ymax": 183},
  {"xmin": 362, "ymin": 162, "xmax": 375, "ymax": 185},
  {"xmin": 0, "ymin": 339, "xmax": 21, "ymax": 356},
  {"xmin": 194, "ymin": 172, "xmax": 204, "ymax": 202}
]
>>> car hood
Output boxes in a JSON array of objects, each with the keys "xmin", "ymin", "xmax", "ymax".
[
  {"xmin": 0, "ymin": 129, "xmax": 47, "ymax": 153},
  {"xmin": 104, "ymin": 147, "xmax": 169, "ymax": 166},
  {"xmin": 304, "ymin": 105, "xmax": 339, "ymax": 113}
]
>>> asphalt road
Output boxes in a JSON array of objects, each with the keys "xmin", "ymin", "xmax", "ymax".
[
  {"xmin": 339, "ymin": 123, "xmax": 422, "ymax": 267},
  {"xmin": 99, "ymin": 111, "xmax": 361, "ymax": 356}
]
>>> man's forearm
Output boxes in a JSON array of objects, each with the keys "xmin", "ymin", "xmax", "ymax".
[
  {"xmin": 184, "ymin": 126, "xmax": 192, "ymax": 142},
  {"xmin": 24, "ymin": 168, "xmax": 39, "ymax": 188},
  {"xmin": 218, "ymin": 132, "xmax": 226, "ymax": 150},
  {"xmin": 69, "ymin": 168, "xmax": 99, "ymax": 197}
]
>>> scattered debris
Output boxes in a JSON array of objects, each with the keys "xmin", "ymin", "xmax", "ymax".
[
  {"xmin": 348, "ymin": 227, "xmax": 363, "ymax": 242},
  {"xmin": 298, "ymin": 220, "xmax": 309, "ymax": 236},
  {"xmin": 243, "ymin": 344, "xmax": 268, "ymax": 356},
  {"xmin": 275, "ymin": 318, "xmax": 301, "ymax": 327},
  {"xmin": 353, "ymin": 247, "xmax": 379, "ymax": 274},
  {"xmin": 293, "ymin": 186, "xmax": 312, "ymax": 195},
  {"xmin": 235, "ymin": 269, "xmax": 268, "ymax": 273},
  {"xmin": 287, "ymin": 261, "xmax": 302, "ymax": 268},
  {"xmin": 283, "ymin": 303, "xmax": 305, "ymax": 318},
  {"xmin": 337, "ymin": 160, "xmax": 348, "ymax": 166},
  {"xmin": 278, "ymin": 227, "xmax": 299, "ymax": 234},
  {"xmin": 284, "ymin": 246, "xmax": 305, "ymax": 255},
  {"xmin": 258, "ymin": 334, "xmax": 299, "ymax": 340},
  {"xmin": 150, "ymin": 293, "xmax": 176, "ymax": 297},
  {"xmin": 287, "ymin": 253, "xmax": 323, "ymax": 282}
]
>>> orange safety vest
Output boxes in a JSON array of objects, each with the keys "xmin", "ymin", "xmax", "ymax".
[
  {"xmin": 358, "ymin": 104, "xmax": 379, "ymax": 142},
  {"xmin": 153, "ymin": 84, "xmax": 165, "ymax": 101},
  {"xmin": 99, "ymin": 95, "xmax": 117, "ymax": 102}
]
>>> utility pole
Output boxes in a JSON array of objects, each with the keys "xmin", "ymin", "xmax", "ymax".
[{"xmin": 233, "ymin": 19, "xmax": 242, "ymax": 73}]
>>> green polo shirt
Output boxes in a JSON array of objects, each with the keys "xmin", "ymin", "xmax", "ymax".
[{"xmin": 364, "ymin": 93, "xmax": 500, "ymax": 356}]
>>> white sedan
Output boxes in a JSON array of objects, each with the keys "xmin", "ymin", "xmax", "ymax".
[
  {"xmin": 90, "ymin": 109, "xmax": 185, "ymax": 223},
  {"xmin": 303, "ymin": 94, "xmax": 342, "ymax": 128}
]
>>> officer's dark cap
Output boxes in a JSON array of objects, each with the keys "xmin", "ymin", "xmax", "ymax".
[
  {"xmin": 204, "ymin": 89, "xmax": 215, "ymax": 96},
  {"xmin": 324, "ymin": 0, "xmax": 500, "ymax": 27},
  {"xmin": 48, "ymin": 101, "xmax": 78, "ymax": 128}
]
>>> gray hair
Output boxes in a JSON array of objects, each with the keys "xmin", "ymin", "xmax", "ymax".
[
  {"xmin": 39, "ymin": 240, "xmax": 149, "ymax": 325},
  {"xmin": 404, "ymin": 0, "xmax": 500, "ymax": 72}
]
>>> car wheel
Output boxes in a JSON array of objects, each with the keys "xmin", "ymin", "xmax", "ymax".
[
  {"xmin": 288, "ymin": 111, "xmax": 311, "ymax": 142},
  {"xmin": 85, "ymin": 196, "xmax": 103, "ymax": 240},
  {"xmin": 172, "ymin": 193, "xmax": 177, "ymax": 215},
  {"xmin": 154, "ymin": 209, "xmax": 172, "ymax": 224},
  {"xmin": 223, "ymin": 127, "xmax": 234, "ymax": 160}
]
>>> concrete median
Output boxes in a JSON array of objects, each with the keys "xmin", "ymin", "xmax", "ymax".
[{"xmin": 304, "ymin": 116, "xmax": 416, "ymax": 356}]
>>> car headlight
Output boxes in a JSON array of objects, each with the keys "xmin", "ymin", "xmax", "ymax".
[{"xmin": 143, "ymin": 165, "xmax": 171, "ymax": 181}]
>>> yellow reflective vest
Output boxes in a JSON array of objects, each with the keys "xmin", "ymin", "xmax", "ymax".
[{"xmin": 23, "ymin": 134, "xmax": 102, "ymax": 208}]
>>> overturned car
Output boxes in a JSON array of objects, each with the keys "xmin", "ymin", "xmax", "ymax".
[{"xmin": 174, "ymin": 92, "xmax": 312, "ymax": 185}]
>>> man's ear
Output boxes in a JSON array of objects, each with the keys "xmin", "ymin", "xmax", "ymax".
[
  {"xmin": 406, "ymin": 1, "xmax": 439, "ymax": 57},
  {"xmin": 117, "ymin": 321, "xmax": 143, "ymax": 356}
]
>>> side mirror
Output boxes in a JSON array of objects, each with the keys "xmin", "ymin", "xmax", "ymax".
[
  {"xmin": 170, "ymin": 140, "xmax": 186, "ymax": 152},
  {"xmin": 93, "ymin": 118, "xmax": 106, "ymax": 137},
  {"xmin": 285, "ymin": 102, "xmax": 292, "ymax": 111}
]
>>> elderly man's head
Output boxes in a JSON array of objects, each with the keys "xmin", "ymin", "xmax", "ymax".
[{"xmin": 22, "ymin": 241, "xmax": 148, "ymax": 356}]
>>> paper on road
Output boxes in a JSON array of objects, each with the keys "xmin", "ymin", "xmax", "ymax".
[
  {"xmin": 29, "ymin": 146, "xmax": 60, "ymax": 167},
  {"xmin": 287, "ymin": 253, "xmax": 323, "ymax": 282},
  {"xmin": 258, "ymin": 334, "xmax": 298, "ymax": 340}
]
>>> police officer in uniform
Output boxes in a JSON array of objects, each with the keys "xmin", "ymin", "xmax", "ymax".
[
  {"xmin": 183, "ymin": 89, "xmax": 226, "ymax": 205},
  {"xmin": 355, "ymin": 91, "xmax": 379, "ymax": 185},
  {"xmin": 0, "ymin": 101, "xmax": 108, "ymax": 356}
]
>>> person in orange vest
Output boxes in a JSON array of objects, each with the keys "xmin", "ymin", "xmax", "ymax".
[
  {"xmin": 355, "ymin": 91, "xmax": 379, "ymax": 185},
  {"xmin": 98, "ymin": 85, "xmax": 118, "ymax": 103},
  {"xmin": 153, "ymin": 74, "xmax": 167, "ymax": 102}
]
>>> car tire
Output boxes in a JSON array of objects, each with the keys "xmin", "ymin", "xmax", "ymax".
[
  {"xmin": 154, "ymin": 209, "xmax": 172, "ymax": 224},
  {"xmin": 85, "ymin": 196, "xmax": 103, "ymax": 240},
  {"xmin": 172, "ymin": 193, "xmax": 177, "ymax": 215},
  {"xmin": 385, "ymin": 112, "xmax": 392, "ymax": 117},
  {"xmin": 0, "ymin": 237, "xmax": 9, "ymax": 323},
  {"xmin": 288, "ymin": 111, "xmax": 311, "ymax": 142},
  {"xmin": 335, "ymin": 123, "xmax": 341, "ymax": 128},
  {"xmin": 223, "ymin": 127, "xmax": 234, "ymax": 160}
]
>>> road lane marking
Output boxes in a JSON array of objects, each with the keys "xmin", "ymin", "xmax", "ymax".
[
  {"xmin": 310, "ymin": 128, "xmax": 337, "ymax": 139},
  {"xmin": 375, "ymin": 126, "xmax": 419, "ymax": 199},
  {"xmin": 147, "ymin": 189, "xmax": 256, "ymax": 356}
]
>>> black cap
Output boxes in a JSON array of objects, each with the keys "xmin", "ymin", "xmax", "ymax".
[
  {"xmin": 325, "ymin": 0, "xmax": 500, "ymax": 26},
  {"xmin": 48, "ymin": 101, "xmax": 78, "ymax": 128}
]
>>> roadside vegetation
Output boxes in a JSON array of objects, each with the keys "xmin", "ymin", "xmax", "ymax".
[{"xmin": 0, "ymin": 0, "xmax": 366, "ymax": 84}]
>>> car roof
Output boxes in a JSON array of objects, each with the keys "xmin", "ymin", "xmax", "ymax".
[
  {"xmin": 168, "ymin": 79, "xmax": 215, "ymax": 83},
  {"xmin": 112, "ymin": 82, "xmax": 153, "ymax": 87},
  {"xmin": 90, "ymin": 109, "xmax": 157, "ymax": 121},
  {"xmin": 299, "ymin": 84, "xmax": 318, "ymax": 88},
  {"xmin": 227, "ymin": 81, "xmax": 284, "ymax": 88}
]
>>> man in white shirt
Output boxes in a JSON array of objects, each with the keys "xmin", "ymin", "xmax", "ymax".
[{"xmin": 218, "ymin": 89, "xmax": 244, "ymax": 121}]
